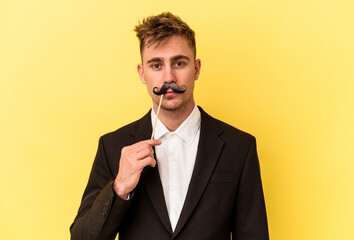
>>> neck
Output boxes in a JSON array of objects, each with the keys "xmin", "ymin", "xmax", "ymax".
[{"xmin": 153, "ymin": 101, "xmax": 195, "ymax": 132}]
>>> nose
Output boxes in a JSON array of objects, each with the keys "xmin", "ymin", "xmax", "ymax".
[{"xmin": 163, "ymin": 66, "xmax": 175, "ymax": 83}]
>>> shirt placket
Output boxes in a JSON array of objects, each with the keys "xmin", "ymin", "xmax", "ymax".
[{"xmin": 168, "ymin": 132, "xmax": 179, "ymax": 230}]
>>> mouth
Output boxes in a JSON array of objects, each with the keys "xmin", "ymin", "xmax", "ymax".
[{"xmin": 164, "ymin": 89, "xmax": 177, "ymax": 96}]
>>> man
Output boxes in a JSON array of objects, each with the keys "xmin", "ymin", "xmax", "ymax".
[{"xmin": 71, "ymin": 12, "xmax": 269, "ymax": 240}]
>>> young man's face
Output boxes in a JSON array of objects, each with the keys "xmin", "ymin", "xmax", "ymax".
[{"xmin": 137, "ymin": 35, "xmax": 201, "ymax": 113}]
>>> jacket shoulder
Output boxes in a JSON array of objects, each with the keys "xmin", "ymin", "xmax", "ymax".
[
  {"xmin": 99, "ymin": 111, "xmax": 151, "ymax": 147},
  {"xmin": 200, "ymin": 107, "xmax": 256, "ymax": 143}
]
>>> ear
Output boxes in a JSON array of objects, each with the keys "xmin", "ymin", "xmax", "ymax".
[
  {"xmin": 194, "ymin": 59, "xmax": 201, "ymax": 80},
  {"xmin": 137, "ymin": 64, "xmax": 146, "ymax": 84}
]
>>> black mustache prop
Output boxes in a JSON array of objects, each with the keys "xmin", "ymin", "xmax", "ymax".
[{"xmin": 152, "ymin": 82, "xmax": 187, "ymax": 95}]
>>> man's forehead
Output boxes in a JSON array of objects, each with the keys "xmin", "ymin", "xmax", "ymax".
[{"xmin": 141, "ymin": 36, "xmax": 193, "ymax": 62}]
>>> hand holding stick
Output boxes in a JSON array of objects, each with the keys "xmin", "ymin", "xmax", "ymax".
[{"xmin": 113, "ymin": 82, "xmax": 186, "ymax": 199}]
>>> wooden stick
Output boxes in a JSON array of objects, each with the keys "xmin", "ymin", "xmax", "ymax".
[{"xmin": 151, "ymin": 94, "xmax": 163, "ymax": 139}]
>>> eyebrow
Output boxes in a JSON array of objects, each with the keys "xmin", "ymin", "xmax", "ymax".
[
  {"xmin": 146, "ymin": 55, "xmax": 190, "ymax": 64},
  {"xmin": 171, "ymin": 55, "xmax": 190, "ymax": 62},
  {"xmin": 146, "ymin": 57, "xmax": 163, "ymax": 64}
]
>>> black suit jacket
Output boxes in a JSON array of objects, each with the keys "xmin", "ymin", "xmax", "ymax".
[{"xmin": 71, "ymin": 107, "xmax": 269, "ymax": 239}]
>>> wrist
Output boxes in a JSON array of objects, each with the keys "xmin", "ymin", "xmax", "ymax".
[{"xmin": 113, "ymin": 180, "xmax": 130, "ymax": 200}]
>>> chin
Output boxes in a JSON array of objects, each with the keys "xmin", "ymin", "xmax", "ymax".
[
  {"xmin": 159, "ymin": 96, "xmax": 193, "ymax": 112},
  {"xmin": 161, "ymin": 102, "xmax": 184, "ymax": 112},
  {"xmin": 161, "ymin": 105, "xmax": 183, "ymax": 112}
]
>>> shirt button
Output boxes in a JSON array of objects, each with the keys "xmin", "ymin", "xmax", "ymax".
[
  {"xmin": 170, "ymin": 133, "xmax": 175, "ymax": 138},
  {"xmin": 171, "ymin": 156, "xmax": 176, "ymax": 161},
  {"xmin": 172, "ymin": 190, "xmax": 177, "ymax": 196}
]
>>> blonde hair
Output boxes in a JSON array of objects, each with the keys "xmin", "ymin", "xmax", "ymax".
[{"xmin": 134, "ymin": 12, "xmax": 196, "ymax": 58}]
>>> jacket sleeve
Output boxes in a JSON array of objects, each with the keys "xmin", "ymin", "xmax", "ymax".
[
  {"xmin": 70, "ymin": 137, "xmax": 131, "ymax": 240},
  {"xmin": 232, "ymin": 137, "xmax": 269, "ymax": 239}
]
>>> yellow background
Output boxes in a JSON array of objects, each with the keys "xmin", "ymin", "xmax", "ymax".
[{"xmin": 1, "ymin": 0, "xmax": 353, "ymax": 239}]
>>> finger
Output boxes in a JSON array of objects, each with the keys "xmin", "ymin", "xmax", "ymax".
[
  {"xmin": 141, "ymin": 139, "xmax": 162, "ymax": 147},
  {"xmin": 121, "ymin": 139, "xmax": 161, "ymax": 160},
  {"xmin": 135, "ymin": 147, "xmax": 155, "ymax": 160},
  {"xmin": 131, "ymin": 140, "xmax": 161, "ymax": 156},
  {"xmin": 139, "ymin": 157, "xmax": 156, "ymax": 168},
  {"xmin": 128, "ymin": 139, "xmax": 161, "ymax": 153}
]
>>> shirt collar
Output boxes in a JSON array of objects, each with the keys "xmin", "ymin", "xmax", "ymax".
[{"xmin": 151, "ymin": 104, "xmax": 201, "ymax": 144}]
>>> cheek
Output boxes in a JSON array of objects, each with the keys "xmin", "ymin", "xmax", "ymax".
[
  {"xmin": 145, "ymin": 71, "xmax": 164, "ymax": 85},
  {"xmin": 179, "ymin": 69, "xmax": 196, "ymax": 85}
]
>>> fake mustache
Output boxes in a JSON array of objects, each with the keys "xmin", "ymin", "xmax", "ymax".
[{"xmin": 153, "ymin": 82, "xmax": 187, "ymax": 95}]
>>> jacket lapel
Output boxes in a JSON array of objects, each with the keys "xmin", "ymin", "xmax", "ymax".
[
  {"xmin": 130, "ymin": 111, "xmax": 173, "ymax": 235},
  {"xmin": 172, "ymin": 108, "xmax": 224, "ymax": 238}
]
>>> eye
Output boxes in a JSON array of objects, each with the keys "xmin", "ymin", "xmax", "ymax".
[
  {"xmin": 152, "ymin": 63, "xmax": 160, "ymax": 69},
  {"xmin": 174, "ymin": 61, "xmax": 185, "ymax": 68}
]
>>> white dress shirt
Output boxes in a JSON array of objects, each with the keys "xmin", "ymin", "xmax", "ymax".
[{"xmin": 151, "ymin": 104, "xmax": 201, "ymax": 231}]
